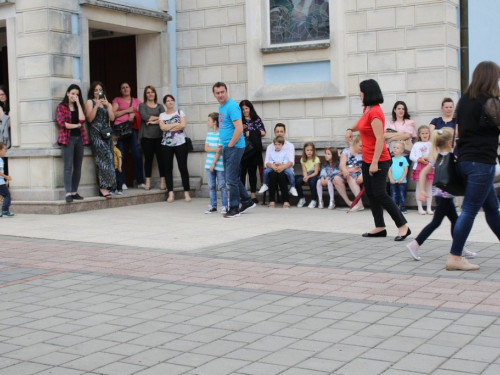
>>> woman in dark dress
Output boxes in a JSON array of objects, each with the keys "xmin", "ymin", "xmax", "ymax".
[
  {"xmin": 85, "ymin": 81, "xmax": 116, "ymax": 198},
  {"xmin": 239, "ymin": 100, "xmax": 266, "ymax": 203}
]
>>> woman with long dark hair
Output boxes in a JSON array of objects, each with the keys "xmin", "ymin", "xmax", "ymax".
[
  {"xmin": 112, "ymin": 81, "xmax": 144, "ymax": 190},
  {"xmin": 56, "ymin": 84, "xmax": 88, "ymax": 202},
  {"xmin": 445, "ymin": 61, "xmax": 500, "ymax": 271},
  {"xmin": 384, "ymin": 101, "xmax": 416, "ymax": 156},
  {"xmin": 239, "ymin": 100, "xmax": 266, "ymax": 203},
  {"xmin": 345, "ymin": 79, "xmax": 410, "ymax": 240},
  {"xmin": 85, "ymin": 81, "xmax": 116, "ymax": 198},
  {"xmin": 0, "ymin": 85, "xmax": 10, "ymax": 151}
]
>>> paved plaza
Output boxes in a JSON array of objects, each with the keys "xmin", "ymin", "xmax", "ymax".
[{"xmin": 0, "ymin": 199, "xmax": 500, "ymax": 374}]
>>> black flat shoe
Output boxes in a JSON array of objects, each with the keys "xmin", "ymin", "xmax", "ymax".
[
  {"xmin": 65, "ymin": 195, "xmax": 73, "ymax": 203},
  {"xmin": 72, "ymin": 193, "xmax": 84, "ymax": 200},
  {"xmin": 395, "ymin": 227, "xmax": 411, "ymax": 242},
  {"xmin": 362, "ymin": 229, "xmax": 387, "ymax": 238}
]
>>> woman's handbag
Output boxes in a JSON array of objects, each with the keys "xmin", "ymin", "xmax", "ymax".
[
  {"xmin": 185, "ymin": 137, "xmax": 194, "ymax": 152},
  {"xmin": 92, "ymin": 120, "xmax": 113, "ymax": 140},
  {"xmin": 433, "ymin": 129, "xmax": 465, "ymax": 196},
  {"xmin": 113, "ymin": 121, "xmax": 132, "ymax": 139},
  {"xmin": 241, "ymin": 138, "xmax": 256, "ymax": 162}
]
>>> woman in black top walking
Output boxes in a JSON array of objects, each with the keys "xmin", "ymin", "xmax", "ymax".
[{"xmin": 445, "ymin": 61, "xmax": 500, "ymax": 271}]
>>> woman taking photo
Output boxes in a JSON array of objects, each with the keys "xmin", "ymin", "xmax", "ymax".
[
  {"xmin": 159, "ymin": 94, "xmax": 191, "ymax": 203},
  {"xmin": 85, "ymin": 81, "xmax": 116, "ymax": 198},
  {"xmin": 239, "ymin": 100, "xmax": 266, "ymax": 203},
  {"xmin": 384, "ymin": 101, "xmax": 416, "ymax": 156},
  {"xmin": 445, "ymin": 61, "xmax": 500, "ymax": 271},
  {"xmin": 56, "ymin": 84, "xmax": 88, "ymax": 202},
  {"xmin": 346, "ymin": 79, "xmax": 410, "ymax": 240},
  {"xmin": 112, "ymin": 81, "xmax": 145, "ymax": 189},
  {"xmin": 138, "ymin": 86, "xmax": 166, "ymax": 190},
  {"xmin": 429, "ymin": 98, "xmax": 456, "ymax": 132}
]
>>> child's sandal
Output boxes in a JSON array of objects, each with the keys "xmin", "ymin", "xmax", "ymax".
[
  {"xmin": 283, "ymin": 203, "xmax": 290, "ymax": 209},
  {"xmin": 268, "ymin": 202, "xmax": 275, "ymax": 208}
]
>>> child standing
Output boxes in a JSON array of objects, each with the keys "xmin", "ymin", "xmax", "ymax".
[
  {"xmin": 262, "ymin": 136, "xmax": 295, "ymax": 189},
  {"xmin": 389, "ymin": 141, "xmax": 409, "ymax": 214},
  {"xmin": 0, "ymin": 142, "xmax": 13, "ymax": 217},
  {"xmin": 112, "ymin": 136, "xmax": 123, "ymax": 195},
  {"xmin": 410, "ymin": 125, "xmax": 433, "ymax": 214},
  {"xmin": 296, "ymin": 142, "xmax": 320, "ymax": 208},
  {"xmin": 406, "ymin": 128, "xmax": 477, "ymax": 262},
  {"xmin": 317, "ymin": 147, "xmax": 339, "ymax": 210},
  {"xmin": 204, "ymin": 112, "xmax": 228, "ymax": 214}
]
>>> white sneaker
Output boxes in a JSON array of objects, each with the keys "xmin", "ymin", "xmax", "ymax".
[
  {"xmin": 221, "ymin": 207, "xmax": 227, "ymax": 215},
  {"xmin": 461, "ymin": 248, "xmax": 477, "ymax": 259},
  {"xmin": 406, "ymin": 240, "xmax": 421, "ymax": 261},
  {"xmin": 138, "ymin": 183, "xmax": 146, "ymax": 189},
  {"xmin": 328, "ymin": 200, "xmax": 335, "ymax": 210},
  {"xmin": 122, "ymin": 184, "xmax": 128, "ymax": 190},
  {"xmin": 308, "ymin": 200, "xmax": 317, "ymax": 209},
  {"xmin": 318, "ymin": 200, "xmax": 324, "ymax": 209},
  {"xmin": 289, "ymin": 187, "xmax": 298, "ymax": 196},
  {"xmin": 297, "ymin": 198, "xmax": 306, "ymax": 208},
  {"xmin": 258, "ymin": 184, "xmax": 268, "ymax": 193}
]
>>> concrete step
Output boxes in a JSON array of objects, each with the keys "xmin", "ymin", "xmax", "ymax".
[{"xmin": 11, "ymin": 178, "xmax": 201, "ymax": 215}]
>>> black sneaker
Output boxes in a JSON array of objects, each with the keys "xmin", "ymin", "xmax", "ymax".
[
  {"xmin": 239, "ymin": 201, "xmax": 256, "ymax": 214},
  {"xmin": 224, "ymin": 207, "xmax": 240, "ymax": 218},
  {"xmin": 205, "ymin": 207, "xmax": 217, "ymax": 214},
  {"xmin": 65, "ymin": 195, "xmax": 73, "ymax": 203},
  {"xmin": 252, "ymin": 197, "xmax": 259, "ymax": 204},
  {"xmin": 72, "ymin": 194, "xmax": 84, "ymax": 200}
]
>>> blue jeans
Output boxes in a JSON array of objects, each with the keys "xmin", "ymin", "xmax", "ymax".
[
  {"xmin": 0, "ymin": 184, "xmax": 10, "ymax": 212},
  {"xmin": 390, "ymin": 182, "xmax": 407, "ymax": 209},
  {"xmin": 450, "ymin": 161, "xmax": 500, "ymax": 255},
  {"xmin": 295, "ymin": 172, "xmax": 319, "ymax": 200},
  {"xmin": 263, "ymin": 167, "xmax": 295, "ymax": 187},
  {"xmin": 116, "ymin": 130, "xmax": 144, "ymax": 185},
  {"xmin": 223, "ymin": 147, "xmax": 252, "ymax": 209},
  {"xmin": 207, "ymin": 169, "xmax": 228, "ymax": 209}
]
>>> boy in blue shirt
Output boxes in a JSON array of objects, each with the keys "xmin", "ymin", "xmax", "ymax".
[
  {"xmin": 388, "ymin": 141, "xmax": 409, "ymax": 214},
  {"xmin": 0, "ymin": 142, "xmax": 13, "ymax": 217}
]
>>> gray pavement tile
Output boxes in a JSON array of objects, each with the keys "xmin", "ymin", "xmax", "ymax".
[
  {"xmin": 159, "ymin": 339, "xmax": 204, "ymax": 352},
  {"xmin": 0, "ymin": 344, "xmax": 20, "ymax": 356},
  {"xmin": 296, "ymin": 357, "xmax": 345, "ymax": 373},
  {"xmin": 337, "ymin": 358, "xmax": 392, "ymax": 375},
  {"xmin": 408, "ymin": 317, "xmax": 454, "ymax": 331},
  {"xmin": 483, "ymin": 363, "xmax": 500, "ymax": 375},
  {"xmin": 397, "ymin": 327, "xmax": 438, "ymax": 340},
  {"xmin": 33, "ymin": 368, "xmax": 84, "ymax": 375},
  {"xmin": 306, "ymin": 328, "xmax": 353, "ymax": 343},
  {"xmin": 360, "ymin": 348, "xmax": 407, "ymax": 362},
  {"xmin": 3, "ymin": 331, "xmax": 61, "ymax": 346},
  {"xmin": 439, "ymin": 358, "xmax": 490, "ymax": 374},
  {"xmin": 377, "ymin": 336, "xmax": 426, "ymax": 352},
  {"xmin": 94, "ymin": 361, "xmax": 147, "ymax": 375},
  {"xmin": 61, "ymin": 339, "xmax": 118, "ymax": 356},
  {"xmin": 189, "ymin": 358, "xmax": 250, "ymax": 375},
  {"xmin": 413, "ymin": 343, "xmax": 459, "ymax": 358},
  {"xmin": 291, "ymin": 317, "xmax": 334, "ymax": 331},
  {"xmin": 103, "ymin": 343, "xmax": 149, "ymax": 356},
  {"xmin": 128, "ymin": 332, "xmax": 181, "ymax": 347},
  {"xmin": 245, "ymin": 336, "xmax": 297, "ymax": 352},
  {"xmin": 280, "ymin": 368, "xmax": 329, "ymax": 375},
  {"xmin": 237, "ymin": 362, "xmax": 288, "ymax": 375},
  {"xmin": 181, "ymin": 328, "xmax": 232, "ymax": 344},
  {"xmin": 273, "ymin": 327, "xmax": 315, "ymax": 339},
  {"xmin": 64, "ymin": 352, "xmax": 124, "ymax": 372},
  {"xmin": 0, "ymin": 357, "xmax": 19, "ymax": 370},
  {"xmin": 3, "ymin": 343, "xmax": 60, "ymax": 361},
  {"xmin": 392, "ymin": 353, "xmax": 447, "ymax": 373},
  {"xmin": 31, "ymin": 351, "xmax": 81, "ymax": 366},
  {"xmin": 169, "ymin": 352, "xmax": 217, "ymax": 367},
  {"xmin": 444, "ymin": 323, "xmax": 485, "ymax": 336},
  {"xmin": 45, "ymin": 335, "xmax": 89, "ymax": 347},
  {"xmin": 191, "ymin": 339, "xmax": 246, "ymax": 356},
  {"xmin": 0, "ymin": 361, "xmax": 49, "ymax": 375},
  {"xmin": 355, "ymin": 323, "xmax": 404, "ymax": 339},
  {"xmin": 121, "ymin": 348, "xmax": 182, "ymax": 366},
  {"xmin": 427, "ymin": 332, "xmax": 476, "ymax": 348},
  {"xmin": 134, "ymin": 363, "xmax": 193, "ymax": 375},
  {"xmin": 260, "ymin": 347, "xmax": 315, "ymax": 367},
  {"xmin": 225, "ymin": 348, "xmax": 271, "ymax": 361},
  {"xmin": 329, "ymin": 320, "xmax": 370, "ymax": 332},
  {"xmin": 123, "ymin": 321, "xmax": 172, "ymax": 335},
  {"xmin": 454, "ymin": 345, "xmax": 500, "ymax": 363},
  {"xmin": 99, "ymin": 331, "xmax": 143, "ymax": 343},
  {"xmin": 317, "ymin": 343, "xmax": 369, "ymax": 362}
]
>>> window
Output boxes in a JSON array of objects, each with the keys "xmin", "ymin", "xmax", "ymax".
[{"xmin": 269, "ymin": 0, "xmax": 330, "ymax": 44}]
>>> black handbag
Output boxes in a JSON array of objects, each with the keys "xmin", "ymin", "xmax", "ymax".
[
  {"xmin": 241, "ymin": 138, "xmax": 255, "ymax": 162},
  {"xmin": 433, "ymin": 128, "xmax": 465, "ymax": 196},
  {"xmin": 113, "ymin": 121, "xmax": 132, "ymax": 139},
  {"xmin": 92, "ymin": 123, "xmax": 113, "ymax": 140},
  {"xmin": 185, "ymin": 137, "xmax": 194, "ymax": 152}
]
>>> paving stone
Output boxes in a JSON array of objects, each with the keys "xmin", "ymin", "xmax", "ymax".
[
  {"xmin": 31, "ymin": 351, "xmax": 80, "ymax": 366},
  {"xmin": 337, "ymin": 358, "xmax": 392, "ymax": 375},
  {"xmin": 64, "ymin": 352, "xmax": 124, "ymax": 372},
  {"xmin": 121, "ymin": 348, "xmax": 182, "ymax": 366},
  {"xmin": 392, "ymin": 353, "xmax": 447, "ymax": 373},
  {"xmin": 0, "ymin": 361, "xmax": 49, "ymax": 374},
  {"xmin": 94, "ymin": 361, "xmax": 147, "ymax": 375},
  {"xmin": 134, "ymin": 363, "xmax": 192, "ymax": 375},
  {"xmin": 33, "ymin": 368, "xmax": 84, "ymax": 375},
  {"xmin": 296, "ymin": 357, "xmax": 345, "ymax": 373},
  {"xmin": 189, "ymin": 358, "xmax": 250, "ymax": 375},
  {"xmin": 439, "ymin": 358, "xmax": 490, "ymax": 373}
]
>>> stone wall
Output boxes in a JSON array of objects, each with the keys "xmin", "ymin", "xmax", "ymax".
[{"xmin": 176, "ymin": 0, "xmax": 460, "ymax": 152}]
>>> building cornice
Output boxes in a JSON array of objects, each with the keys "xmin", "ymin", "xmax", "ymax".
[{"xmin": 79, "ymin": 0, "xmax": 172, "ymax": 21}]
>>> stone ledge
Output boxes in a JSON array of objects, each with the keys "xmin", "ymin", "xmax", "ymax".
[
  {"xmin": 79, "ymin": 0, "xmax": 172, "ymax": 21},
  {"xmin": 260, "ymin": 42, "xmax": 330, "ymax": 54}
]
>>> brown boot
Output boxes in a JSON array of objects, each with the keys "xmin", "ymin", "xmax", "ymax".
[{"xmin": 445, "ymin": 257, "xmax": 480, "ymax": 271}]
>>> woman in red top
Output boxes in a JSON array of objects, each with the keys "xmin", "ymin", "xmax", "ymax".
[{"xmin": 345, "ymin": 79, "xmax": 410, "ymax": 241}]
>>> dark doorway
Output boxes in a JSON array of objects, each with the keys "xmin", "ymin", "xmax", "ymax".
[{"xmin": 89, "ymin": 35, "xmax": 139, "ymax": 187}]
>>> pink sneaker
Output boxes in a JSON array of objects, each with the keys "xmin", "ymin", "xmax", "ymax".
[{"xmin": 406, "ymin": 240, "xmax": 421, "ymax": 261}]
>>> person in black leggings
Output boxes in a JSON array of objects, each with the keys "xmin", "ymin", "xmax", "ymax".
[{"xmin": 267, "ymin": 170, "xmax": 290, "ymax": 209}]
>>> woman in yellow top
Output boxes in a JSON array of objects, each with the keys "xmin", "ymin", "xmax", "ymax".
[{"xmin": 296, "ymin": 142, "xmax": 320, "ymax": 208}]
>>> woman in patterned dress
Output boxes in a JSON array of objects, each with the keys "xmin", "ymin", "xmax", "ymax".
[{"xmin": 85, "ymin": 81, "xmax": 116, "ymax": 198}]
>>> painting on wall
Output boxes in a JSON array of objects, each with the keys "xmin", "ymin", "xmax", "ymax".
[{"xmin": 270, "ymin": 0, "xmax": 330, "ymax": 44}]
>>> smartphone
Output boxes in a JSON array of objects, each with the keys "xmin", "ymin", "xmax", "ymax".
[{"xmin": 98, "ymin": 91, "xmax": 105, "ymax": 100}]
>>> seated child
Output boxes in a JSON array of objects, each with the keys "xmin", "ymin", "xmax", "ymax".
[
  {"xmin": 317, "ymin": 147, "xmax": 339, "ymax": 210},
  {"xmin": 260, "ymin": 136, "xmax": 297, "ymax": 195}
]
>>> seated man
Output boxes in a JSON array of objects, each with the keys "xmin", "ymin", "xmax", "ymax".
[{"xmin": 259, "ymin": 123, "xmax": 298, "ymax": 196}]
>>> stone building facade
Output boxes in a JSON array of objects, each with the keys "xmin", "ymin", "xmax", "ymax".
[{"xmin": 0, "ymin": 0, "xmax": 463, "ymax": 201}]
